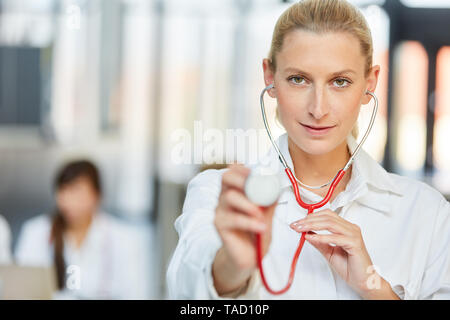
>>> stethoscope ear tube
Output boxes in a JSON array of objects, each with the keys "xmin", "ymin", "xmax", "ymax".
[
  {"xmin": 260, "ymin": 84, "xmax": 289, "ymax": 170},
  {"xmin": 344, "ymin": 90, "xmax": 379, "ymax": 171}
]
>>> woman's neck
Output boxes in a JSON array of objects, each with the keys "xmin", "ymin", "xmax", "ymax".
[
  {"xmin": 288, "ymin": 137, "xmax": 352, "ymax": 199},
  {"xmin": 66, "ymin": 214, "xmax": 94, "ymax": 249}
]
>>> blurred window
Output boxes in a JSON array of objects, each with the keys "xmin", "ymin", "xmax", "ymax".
[
  {"xmin": 392, "ymin": 41, "xmax": 428, "ymax": 174},
  {"xmin": 0, "ymin": 47, "xmax": 41, "ymax": 125}
]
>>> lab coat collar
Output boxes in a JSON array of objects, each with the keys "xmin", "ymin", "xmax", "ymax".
[
  {"xmin": 259, "ymin": 133, "xmax": 403, "ymax": 215},
  {"xmin": 64, "ymin": 211, "xmax": 105, "ymax": 253},
  {"xmin": 346, "ymin": 134, "xmax": 404, "ymax": 197}
]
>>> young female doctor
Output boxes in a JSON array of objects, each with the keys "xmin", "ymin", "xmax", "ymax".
[{"xmin": 167, "ymin": 0, "xmax": 450, "ymax": 299}]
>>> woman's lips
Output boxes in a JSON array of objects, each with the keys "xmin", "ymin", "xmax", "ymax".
[{"xmin": 300, "ymin": 123, "xmax": 336, "ymax": 135}]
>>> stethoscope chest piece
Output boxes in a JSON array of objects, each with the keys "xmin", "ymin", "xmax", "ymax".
[{"xmin": 245, "ymin": 173, "xmax": 281, "ymax": 207}]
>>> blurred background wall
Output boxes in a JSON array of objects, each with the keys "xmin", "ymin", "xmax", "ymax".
[{"xmin": 0, "ymin": 0, "xmax": 449, "ymax": 299}]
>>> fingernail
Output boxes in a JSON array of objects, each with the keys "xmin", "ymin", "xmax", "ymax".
[{"xmin": 290, "ymin": 223, "xmax": 304, "ymax": 231}]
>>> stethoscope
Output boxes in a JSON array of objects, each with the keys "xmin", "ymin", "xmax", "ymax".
[{"xmin": 253, "ymin": 83, "xmax": 379, "ymax": 295}]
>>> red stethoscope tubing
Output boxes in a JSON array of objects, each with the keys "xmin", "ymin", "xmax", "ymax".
[{"xmin": 255, "ymin": 167, "xmax": 347, "ymax": 295}]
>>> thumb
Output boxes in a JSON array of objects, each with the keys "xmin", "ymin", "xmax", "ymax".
[
  {"xmin": 265, "ymin": 201, "xmax": 277, "ymax": 217},
  {"xmin": 260, "ymin": 202, "xmax": 277, "ymax": 255},
  {"xmin": 262, "ymin": 201, "xmax": 277, "ymax": 225}
]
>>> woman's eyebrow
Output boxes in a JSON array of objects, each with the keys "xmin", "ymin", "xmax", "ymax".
[{"xmin": 283, "ymin": 67, "xmax": 356, "ymax": 77}]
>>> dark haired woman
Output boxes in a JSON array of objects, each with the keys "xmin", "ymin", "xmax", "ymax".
[{"xmin": 15, "ymin": 160, "xmax": 140, "ymax": 299}]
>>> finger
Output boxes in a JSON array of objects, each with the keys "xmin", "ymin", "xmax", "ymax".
[
  {"xmin": 290, "ymin": 219, "xmax": 347, "ymax": 235},
  {"xmin": 222, "ymin": 166, "xmax": 250, "ymax": 191},
  {"xmin": 227, "ymin": 164, "xmax": 251, "ymax": 178},
  {"xmin": 304, "ymin": 233, "xmax": 334, "ymax": 257},
  {"xmin": 262, "ymin": 201, "xmax": 278, "ymax": 217},
  {"xmin": 219, "ymin": 211, "xmax": 267, "ymax": 233},
  {"xmin": 305, "ymin": 233, "xmax": 354, "ymax": 249},
  {"xmin": 292, "ymin": 215, "xmax": 354, "ymax": 234},
  {"xmin": 228, "ymin": 163, "xmax": 250, "ymax": 174},
  {"xmin": 221, "ymin": 189, "xmax": 264, "ymax": 220},
  {"xmin": 306, "ymin": 212, "xmax": 362, "ymax": 236}
]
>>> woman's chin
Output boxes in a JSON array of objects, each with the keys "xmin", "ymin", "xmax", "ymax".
[
  {"xmin": 301, "ymin": 144, "xmax": 334, "ymax": 156},
  {"xmin": 291, "ymin": 136, "xmax": 339, "ymax": 156}
]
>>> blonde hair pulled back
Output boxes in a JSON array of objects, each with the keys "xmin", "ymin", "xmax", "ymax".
[{"xmin": 269, "ymin": 0, "xmax": 374, "ymax": 139}]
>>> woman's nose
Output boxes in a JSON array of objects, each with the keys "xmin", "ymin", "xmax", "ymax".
[{"xmin": 307, "ymin": 87, "xmax": 330, "ymax": 119}]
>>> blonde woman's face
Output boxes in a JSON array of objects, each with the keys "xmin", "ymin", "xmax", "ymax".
[{"xmin": 263, "ymin": 30, "xmax": 379, "ymax": 156}]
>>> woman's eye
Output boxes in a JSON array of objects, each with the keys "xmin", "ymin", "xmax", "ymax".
[
  {"xmin": 333, "ymin": 78, "xmax": 350, "ymax": 87},
  {"xmin": 289, "ymin": 76, "xmax": 305, "ymax": 85}
]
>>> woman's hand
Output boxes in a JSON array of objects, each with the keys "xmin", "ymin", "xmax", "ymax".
[
  {"xmin": 289, "ymin": 209, "xmax": 397, "ymax": 299},
  {"xmin": 212, "ymin": 164, "xmax": 277, "ymax": 296}
]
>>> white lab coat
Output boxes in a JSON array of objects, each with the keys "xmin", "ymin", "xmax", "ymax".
[
  {"xmin": 15, "ymin": 212, "xmax": 142, "ymax": 299},
  {"xmin": 0, "ymin": 214, "xmax": 12, "ymax": 264},
  {"xmin": 167, "ymin": 133, "xmax": 450, "ymax": 299}
]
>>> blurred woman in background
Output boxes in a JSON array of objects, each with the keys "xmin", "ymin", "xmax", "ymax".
[{"xmin": 15, "ymin": 160, "xmax": 140, "ymax": 299}]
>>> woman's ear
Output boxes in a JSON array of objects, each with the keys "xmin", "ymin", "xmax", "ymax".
[
  {"xmin": 362, "ymin": 65, "xmax": 380, "ymax": 105},
  {"xmin": 262, "ymin": 58, "xmax": 276, "ymax": 98}
]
